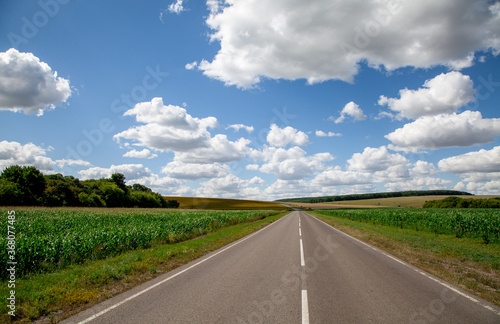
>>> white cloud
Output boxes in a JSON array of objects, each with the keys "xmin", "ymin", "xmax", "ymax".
[
  {"xmin": 173, "ymin": 135, "xmax": 250, "ymax": 163},
  {"xmin": 262, "ymin": 179, "xmax": 321, "ymax": 201},
  {"xmin": 198, "ymin": 1, "xmax": 500, "ymax": 88},
  {"xmin": 378, "ymin": 71, "xmax": 475, "ymax": 120},
  {"xmin": 438, "ymin": 146, "xmax": 500, "ymax": 174},
  {"xmin": 332, "ymin": 101, "xmax": 366, "ymax": 124},
  {"xmin": 386, "ymin": 111, "xmax": 500, "ymax": 152},
  {"xmin": 384, "ymin": 177, "xmax": 452, "ymax": 192},
  {"xmin": 0, "ymin": 48, "xmax": 72, "ymax": 116},
  {"xmin": 315, "ymin": 130, "xmax": 341, "ymax": 137},
  {"xmin": 55, "ymin": 159, "xmax": 93, "ymax": 168},
  {"xmin": 161, "ymin": 161, "xmax": 229, "ymax": 179},
  {"xmin": 0, "ymin": 140, "xmax": 55, "ymax": 171},
  {"xmin": 78, "ymin": 164, "xmax": 153, "ymax": 181},
  {"xmin": 185, "ymin": 61, "xmax": 198, "ymax": 70},
  {"xmin": 168, "ymin": 0, "xmax": 185, "ymax": 14},
  {"xmin": 464, "ymin": 180, "xmax": 500, "ymax": 195},
  {"xmin": 114, "ymin": 98, "xmax": 250, "ymax": 163},
  {"xmin": 347, "ymin": 146, "xmax": 408, "ymax": 172},
  {"xmin": 411, "ymin": 161, "xmax": 437, "ymax": 176},
  {"xmin": 312, "ymin": 167, "xmax": 372, "ymax": 187},
  {"xmin": 123, "ymin": 149, "xmax": 158, "ymax": 159},
  {"xmin": 267, "ymin": 124, "xmax": 309, "ymax": 147},
  {"xmin": 196, "ymin": 174, "xmax": 264, "ymax": 199},
  {"xmin": 249, "ymin": 146, "xmax": 333, "ymax": 180},
  {"xmin": 227, "ymin": 123, "xmax": 254, "ymax": 133}
]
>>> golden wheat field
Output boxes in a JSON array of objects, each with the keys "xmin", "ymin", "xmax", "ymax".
[{"xmin": 164, "ymin": 196, "xmax": 290, "ymax": 210}]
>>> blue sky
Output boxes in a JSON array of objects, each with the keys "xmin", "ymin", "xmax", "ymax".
[{"xmin": 1, "ymin": 0, "xmax": 500, "ymax": 200}]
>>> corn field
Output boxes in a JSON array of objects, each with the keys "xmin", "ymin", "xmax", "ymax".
[
  {"xmin": 316, "ymin": 209, "xmax": 500, "ymax": 244},
  {"xmin": 0, "ymin": 209, "xmax": 278, "ymax": 279}
]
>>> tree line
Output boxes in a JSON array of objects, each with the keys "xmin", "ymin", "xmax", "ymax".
[
  {"xmin": 423, "ymin": 196, "xmax": 500, "ymax": 208},
  {"xmin": 277, "ymin": 190, "xmax": 473, "ymax": 204},
  {"xmin": 0, "ymin": 165, "xmax": 179, "ymax": 208}
]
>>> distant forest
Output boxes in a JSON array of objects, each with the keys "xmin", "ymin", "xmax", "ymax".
[
  {"xmin": 423, "ymin": 196, "xmax": 500, "ymax": 208},
  {"xmin": 0, "ymin": 165, "xmax": 179, "ymax": 208},
  {"xmin": 277, "ymin": 190, "xmax": 473, "ymax": 204}
]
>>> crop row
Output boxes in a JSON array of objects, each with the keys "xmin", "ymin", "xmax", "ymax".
[
  {"xmin": 316, "ymin": 209, "xmax": 500, "ymax": 244},
  {"xmin": 0, "ymin": 209, "xmax": 279, "ymax": 279}
]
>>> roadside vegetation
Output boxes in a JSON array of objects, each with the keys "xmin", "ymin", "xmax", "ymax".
[
  {"xmin": 311, "ymin": 209, "xmax": 500, "ymax": 307},
  {"xmin": 0, "ymin": 165, "xmax": 178, "ymax": 208},
  {"xmin": 0, "ymin": 208, "xmax": 289, "ymax": 323}
]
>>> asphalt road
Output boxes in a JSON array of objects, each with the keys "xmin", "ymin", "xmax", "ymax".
[{"xmin": 62, "ymin": 211, "xmax": 500, "ymax": 323}]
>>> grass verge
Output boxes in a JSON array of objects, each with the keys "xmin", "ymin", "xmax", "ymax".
[
  {"xmin": 1, "ymin": 211, "xmax": 289, "ymax": 323},
  {"xmin": 308, "ymin": 211, "xmax": 500, "ymax": 307}
]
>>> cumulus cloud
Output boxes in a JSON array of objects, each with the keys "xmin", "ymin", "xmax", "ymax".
[
  {"xmin": 384, "ymin": 177, "xmax": 452, "ymax": 192},
  {"xmin": 185, "ymin": 61, "xmax": 198, "ymax": 70},
  {"xmin": 267, "ymin": 124, "xmax": 309, "ymax": 147},
  {"xmin": 386, "ymin": 111, "xmax": 500, "ymax": 152},
  {"xmin": 114, "ymin": 98, "xmax": 250, "ymax": 163},
  {"xmin": 196, "ymin": 174, "xmax": 264, "ymax": 199},
  {"xmin": 0, "ymin": 48, "xmax": 71, "ymax": 116},
  {"xmin": 0, "ymin": 140, "xmax": 55, "ymax": 171},
  {"xmin": 161, "ymin": 161, "xmax": 229, "ymax": 179},
  {"xmin": 312, "ymin": 167, "xmax": 372, "ymax": 187},
  {"xmin": 411, "ymin": 161, "xmax": 437, "ymax": 176},
  {"xmin": 173, "ymin": 135, "xmax": 250, "ymax": 163},
  {"xmin": 438, "ymin": 146, "xmax": 500, "ymax": 174},
  {"xmin": 331, "ymin": 102, "xmax": 366, "ymax": 124},
  {"xmin": 123, "ymin": 149, "xmax": 158, "ymax": 159},
  {"xmin": 346, "ymin": 146, "xmax": 412, "ymax": 183},
  {"xmin": 227, "ymin": 123, "xmax": 254, "ymax": 133},
  {"xmin": 197, "ymin": 0, "xmax": 500, "ymax": 88},
  {"xmin": 462, "ymin": 180, "xmax": 500, "ymax": 195},
  {"xmin": 248, "ymin": 145, "xmax": 333, "ymax": 180},
  {"xmin": 168, "ymin": 0, "xmax": 185, "ymax": 14},
  {"xmin": 378, "ymin": 71, "xmax": 475, "ymax": 120},
  {"xmin": 78, "ymin": 164, "xmax": 153, "ymax": 180},
  {"xmin": 55, "ymin": 159, "xmax": 93, "ymax": 168},
  {"xmin": 315, "ymin": 130, "xmax": 341, "ymax": 137},
  {"xmin": 347, "ymin": 146, "xmax": 408, "ymax": 172}
]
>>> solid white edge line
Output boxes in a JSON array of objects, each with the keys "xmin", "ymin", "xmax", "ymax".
[
  {"xmin": 76, "ymin": 212, "xmax": 293, "ymax": 324},
  {"xmin": 304, "ymin": 212, "xmax": 500, "ymax": 316},
  {"xmin": 302, "ymin": 290, "xmax": 310, "ymax": 324},
  {"xmin": 300, "ymin": 238, "xmax": 305, "ymax": 267}
]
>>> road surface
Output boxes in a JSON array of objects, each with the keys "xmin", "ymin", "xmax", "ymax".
[{"xmin": 62, "ymin": 211, "xmax": 500, "ymax": 323}]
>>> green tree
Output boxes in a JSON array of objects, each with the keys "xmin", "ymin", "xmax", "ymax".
[
  {"xmin": 98, "ymin": 181, "xmax": 127, "ymax": 207},
  {"xmin": 0, "ymin": 165, "xmax": 46, "ymax": 205},
  {"xmin": 79, "ymin": 192, "xmax": 106, "ymax": 207},
  {"xmin": 111, "ymin": 173, "xmax": 129, "ymax": 193},
  {"xmin": 0, "ymin": 179, "xmax": 22, "ymax": 205},
  {"xmin": 131, "ymin": 183, "xmax": 152, "ymax": 192},
  {"xmin": 167, "ymin": 199, "xmax": 180, "ymax": 208}
]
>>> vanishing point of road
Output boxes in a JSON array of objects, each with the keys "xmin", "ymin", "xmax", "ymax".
[{"xmin": 62, "ymin": 211, "xmax": 500, "ymax": 323}]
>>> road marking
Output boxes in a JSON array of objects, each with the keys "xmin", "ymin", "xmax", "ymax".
[
  {"xmin": 305, "ymin": 212, "xmax": 500, "ymax": 317},
  {"xmin": 74, "ymin": 213, "xmax": 292, "ymax": 324},
  {"xmin": 299, "ymin": 227, "xmax": 302, "ymax": 236},
  {"xmin": 300, "ymin": 238, "xmax": 305, "ymax": 266},
  {"xmin": 302, "ymin": 290, "xmax": 310, "ymax": 324}
]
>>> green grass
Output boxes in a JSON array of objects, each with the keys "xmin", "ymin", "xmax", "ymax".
[
  {"xmin": 309, "ymin": 210, "xmax": 500, "ymax": 307},
  {"xmin": 0, "ymin": 211, "xmax": 289, "ymax": 323}
]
